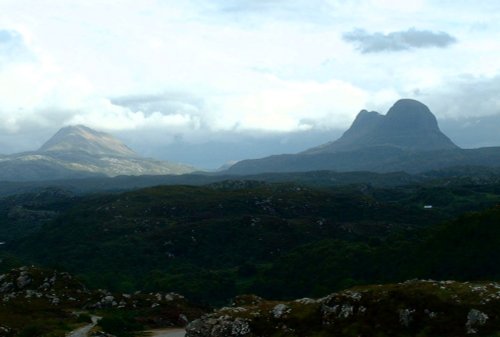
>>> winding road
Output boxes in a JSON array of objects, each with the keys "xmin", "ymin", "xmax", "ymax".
[
  {"xmin": 66, "ymin": 314, "xmax": 185, "ymax": 337},
  {"xmin": 67, "ymin": 315, "xmax": 100, "ymax": 337}
]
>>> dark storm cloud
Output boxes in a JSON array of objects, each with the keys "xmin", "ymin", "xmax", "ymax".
[{"xmin": 342, "ymin": 28, "xmax": 457, "ymax": 53}]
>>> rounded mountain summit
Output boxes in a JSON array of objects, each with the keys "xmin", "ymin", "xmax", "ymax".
[{"xmin": 305, "ymin": 99, "xmax": 458, "ymax": 154}]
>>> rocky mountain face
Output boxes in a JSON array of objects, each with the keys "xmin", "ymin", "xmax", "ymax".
[
  {"xmin": 227, "ymin": 99, "xmax": 500, "ymax": 174},
  {"xmin": 305, "ymin": 99, "xmax": 458, "ymax": 154},
  {"xmin": 0, "ymin": 125, "xmax": 196, "ymax": 181},
  {"xmin": 38, "ymin": 125, "xmax": 137, "ymax": 157},
  {"xmin": 187, "ymin": 280, "xmax": 500, "ymax": 337}
]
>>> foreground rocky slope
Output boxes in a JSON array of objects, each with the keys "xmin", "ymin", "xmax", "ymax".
[
  {"xmin": 0, "ymin": 266, "xmax": 204, "ymax": 336},
  {"xmin": 187, "ymin": 280, "xmax": 500, "ymax": 337}
]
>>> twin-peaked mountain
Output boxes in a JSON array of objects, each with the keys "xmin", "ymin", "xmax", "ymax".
[
  {"xmin": 0, "ymin": 125, "xmax": 195, "ymax": 181},
  {"xmin": 227, "ymin": 99, "xmax": 500, "ymax": 174},
  {"xmin": 304, "ymin": 99, "xmax": 458, "ymax": 154}
]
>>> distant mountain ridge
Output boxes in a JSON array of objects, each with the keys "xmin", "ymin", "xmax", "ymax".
[
  {"xmin": 227, "ymin": 99, "xmax": 500, "ymax": 175},
  {"xmin": 0, "ymin": 125, "xmax": 196, "ymax": 181}
]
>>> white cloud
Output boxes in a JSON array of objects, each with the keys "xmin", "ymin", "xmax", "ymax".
[
  {"xmin": 369, "ymin": 0, "xmax": 426, "ymax": 12},
  {"xmin": 213, "ymin": 77, "xmax": 368, "ymax": 132},
  {"xmin": 68, "ymin": 99, "xmax": 202, "ymax": 131}
]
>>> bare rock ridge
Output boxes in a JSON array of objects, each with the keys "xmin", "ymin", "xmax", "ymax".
[
  {"xmin": 305, "ymin": 99, "xmax": 458, "ymax": 154},
  {"xmin": 38, "ymin": 125, "xmax": 137, "ymax": 157}
]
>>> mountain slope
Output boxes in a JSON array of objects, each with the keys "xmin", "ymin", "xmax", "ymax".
[
  {"xmin": 227, "ymin": 147, "xmax": 500, "ymax": 175},
  {"xmin": 305, "ymin": 99, "xmax": 458, "ymax": 154},
  {"xmin": 39, "ymin": 124, "xmax": 137, "ymax": 157},
  {"xmin": 227, "ymin": 99, "xmax": 500, "ymax": 175},
  {"xmin": 0, "ymin": 125, "xmax": 196, "ymax": 181}
]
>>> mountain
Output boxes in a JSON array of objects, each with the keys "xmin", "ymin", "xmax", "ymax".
[
  {"xmin": 227, "ymin": 99, "xmax": 500, "ymax": 175},
  {"xmin": 305, "ymin": 99, "xmax": 458, "ymax": 154},
  {"xmin": 0, "ymin": 125, "xmax": 196, "ymax": 181},
  {"xmin": 38, "ymin": 124, "xmax": 137, "ymax": 157}
]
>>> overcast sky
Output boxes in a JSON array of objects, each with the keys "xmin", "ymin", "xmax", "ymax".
[{"xmin": 1, "ymin": 0, "xmax": 500, "ymax": 168}]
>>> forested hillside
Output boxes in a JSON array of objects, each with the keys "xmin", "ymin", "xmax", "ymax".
[{"xmin": 3, "ymin": 180, "xmax": 500, "ymax": 305}]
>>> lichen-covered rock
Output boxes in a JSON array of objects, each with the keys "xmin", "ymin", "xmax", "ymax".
[
  {"xmin": 231, "ymin": 295, "xmax": 263, "ymax": 307},
  {"xmin": 466, "ymin": 309, "xmax": 489, "ymax": 334},
  {"xmin": 271, "ymin": 303, "xmax": 291, "ymax": 319},
  {"xmin": 186, "ymin": 280, "xmax": 500, "ymax": 337},
  {"xmin": 186, "ymin": 316, "xmax": 251, "ymax": 337},
  {"xmin": 0, "ymin": 326, "xmax": 13, "ymax": 337},
  {"xmin": 399, "ymin": 308, "xmax": 415, "ymax": 327},
  {"xmin": 16, "ymin": 273, "xmax": 31, "ymax": 289}
]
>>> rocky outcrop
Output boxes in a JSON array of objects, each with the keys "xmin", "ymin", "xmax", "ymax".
[
  {"xmin": 0, "ymin": 326, "xmax": 13, "ymax": 337},
  {"xmin": 186, "ymin": 280, "xmax": 500, "ymax": 337},
  {"xmin": 0, "ymin": 266, "xmax": 205, "ymax": 334},
  {"xmin": 0, "ymin": 266, "xmax": 192, "ymax": 312}
]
